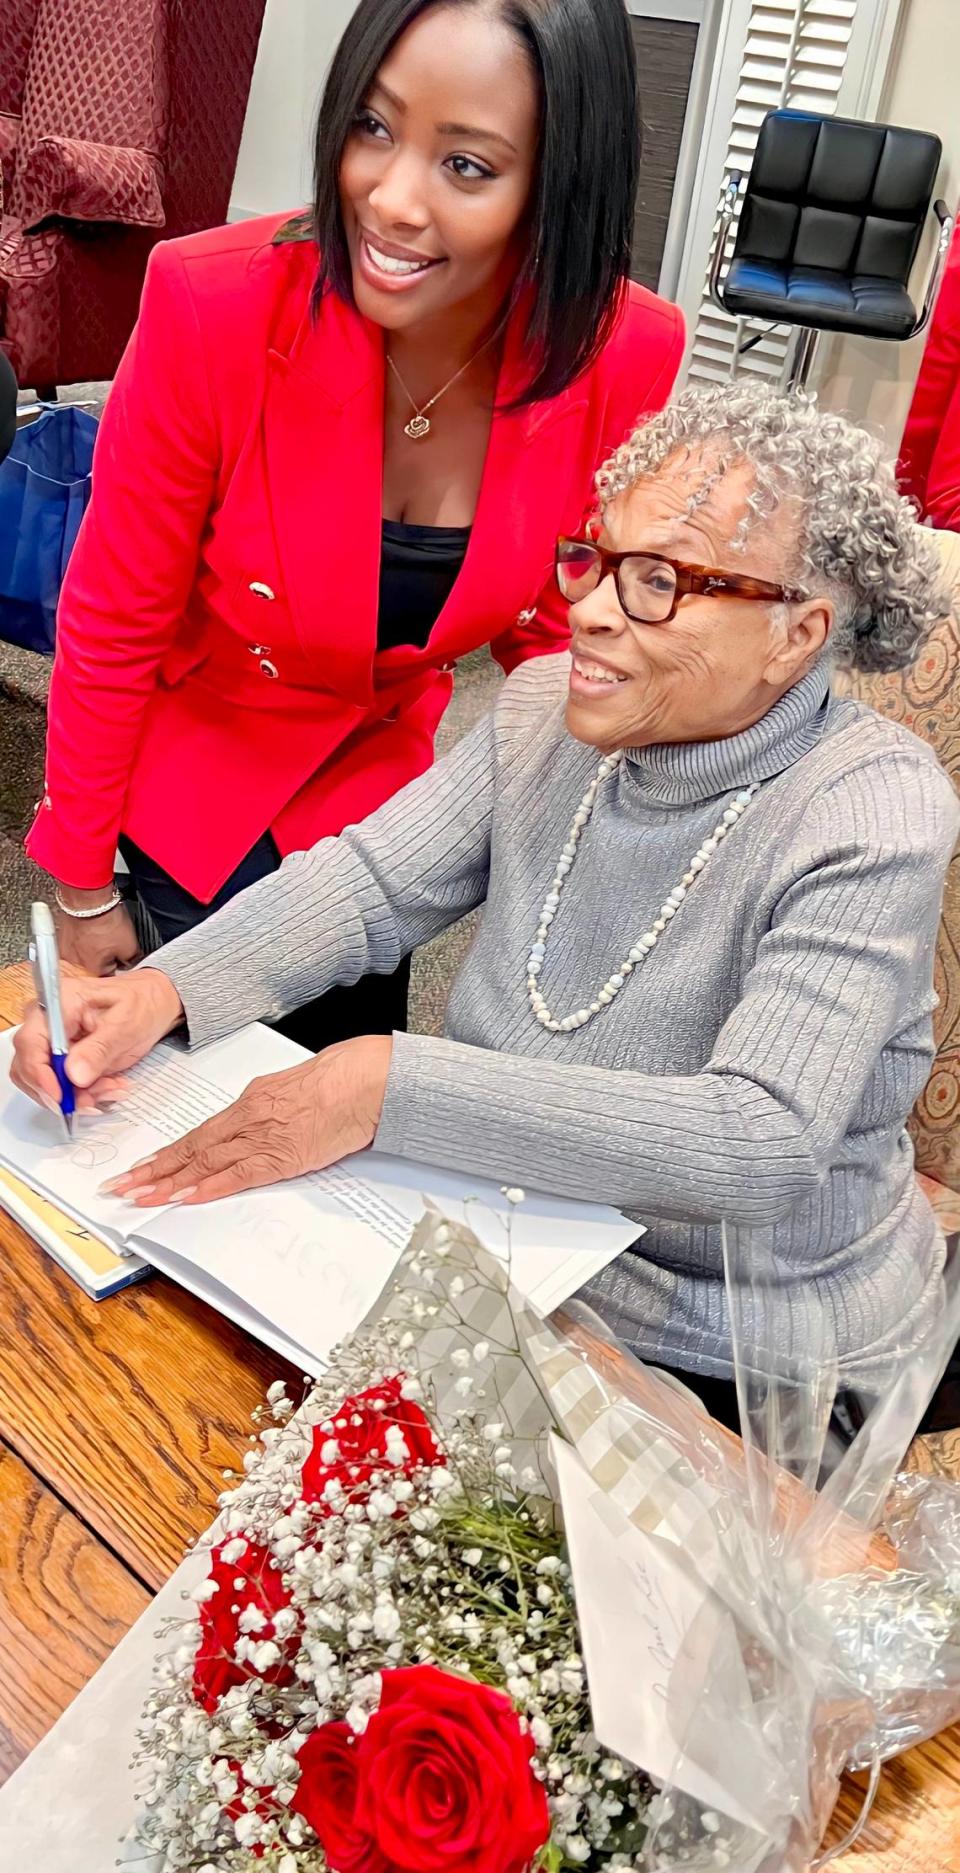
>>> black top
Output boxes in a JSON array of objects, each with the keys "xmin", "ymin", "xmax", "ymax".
[{"xmin": 377, "ymin": 519, "xmax": 471, "ymax": 653}]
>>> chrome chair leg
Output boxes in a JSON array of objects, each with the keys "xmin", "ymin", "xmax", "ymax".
[{"xmin": 786, "ymin": 327, "xmax": 821, "ymax": 393}]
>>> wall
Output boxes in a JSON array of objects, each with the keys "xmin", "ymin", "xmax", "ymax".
[
  {"xmin": 229, "ymin": 0, "xmax": 358, "ymax": 218},
  {"xmin": 819, "ymin": 0, "xmax": 960, "ymax": 446}
]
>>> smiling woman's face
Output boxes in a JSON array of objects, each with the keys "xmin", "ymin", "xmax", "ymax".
[
  {"xmin": 564, "ymin": 448, "xmax": 834, "ymax": 752},
  {"xmin": 338, "ymin": 4, "xmax": 539, "ymax": 335}
]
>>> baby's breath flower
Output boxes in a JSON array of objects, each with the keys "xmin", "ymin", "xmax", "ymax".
[
  {"xmin": 134, "ymin": 1224, "xmax": 656, "ymax": 1873},
  {"xmin": 373, "ymin": 1599, "xmax": 401, "ymax": 1642}
]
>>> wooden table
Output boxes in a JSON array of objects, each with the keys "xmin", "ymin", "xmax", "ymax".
[{"xmin": 1, "ymin": 970, "xmax": 959, "ymax": 1867}]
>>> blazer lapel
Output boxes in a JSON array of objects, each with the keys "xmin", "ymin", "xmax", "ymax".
[
  {"xmin": 262, "ymin": 279, "xmax": 586, "ymax": 696},
  {"xmin": 425, "ymin": 310, "xmax": 588, "ymax": 662},
  {"xmin": 263, "ymin": 285, "xmax": 384, "ymax": 707}
]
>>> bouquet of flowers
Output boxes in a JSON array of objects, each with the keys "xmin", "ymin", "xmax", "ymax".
[
  {"xmin": 136, "ymin": 1209, "xmax": 663, "ymax": 1873},
  {"xmin": 136, "ymin": 1207, "xmax": 960, "ymax": 1873}
]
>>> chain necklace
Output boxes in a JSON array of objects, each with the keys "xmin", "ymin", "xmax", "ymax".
[
  {"xmin": 387, "ymin": 319, "xmax": 506, "ymax": 441},
  {"xmin": 526, "ymin": 756, "xmax": 761, "ymax": 1035}
]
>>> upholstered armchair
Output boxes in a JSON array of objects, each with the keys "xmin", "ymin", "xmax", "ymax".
[
  {"xmin": 0, "ymin": 0, "xmax": 267, "ymax": 392},
  {"xmin": 0, "ymin": 0, "xmax": 42, "ymax": 209},
  {"xmin": 838, "ymin": 531, "xmax": 960, "ymax": 1236}
]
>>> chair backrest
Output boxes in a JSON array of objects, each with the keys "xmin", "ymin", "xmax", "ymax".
[
  {"xmin": 733, "ymin": 109, "xmax": 941, "ymax": 288},
  {"xmin": 160, "ymin": 0, "xmax": 268, "ymax": 237},
  {"xmin": 0, "ymin": 0, "xmax": 42, "ymax": 121},
  {"xmin": 16, "ymin": 0, "xmax": 169, "ymax": 160},
  {"xmin": 837, "ymin": 531, "xmax": 960, "ymax": 1193}
]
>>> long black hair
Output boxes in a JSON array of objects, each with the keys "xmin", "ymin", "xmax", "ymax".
[{"xmin": 303, "ymin": 0, "xmax": 641, "ymax": 404}]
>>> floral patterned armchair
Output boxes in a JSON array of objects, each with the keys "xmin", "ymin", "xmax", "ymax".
[{"xmin": 839, "ymin": 530, "xmax": 960, "ymax": 1233}]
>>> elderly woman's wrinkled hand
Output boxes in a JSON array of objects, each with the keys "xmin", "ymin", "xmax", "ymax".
[
  {"xmin": 103, "ymin": 1035, "xmax": 393, "ymax": 1208},
  {"xmin": 12, "ymin": 968, "xmax": 184, "ymax": 1113}
]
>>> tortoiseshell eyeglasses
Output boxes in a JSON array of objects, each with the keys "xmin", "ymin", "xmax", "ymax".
[{"xmin": 555, "ymin": 538, "xmax": 807, "ymax": 624}]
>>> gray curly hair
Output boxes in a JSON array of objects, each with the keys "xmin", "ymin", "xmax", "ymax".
[{"xmin": 596, "ymin": 382, "xmax": 950, "ymax": 673}]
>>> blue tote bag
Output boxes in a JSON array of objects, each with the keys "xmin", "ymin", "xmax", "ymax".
[{"xmin": 0, "ymin": 405, "xmax": 98, "ymax": 654}]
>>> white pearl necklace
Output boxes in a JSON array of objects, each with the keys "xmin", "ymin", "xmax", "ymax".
[{"xmin": 526, "ymin": 754, "xmax": 761, "ymax": 1034}]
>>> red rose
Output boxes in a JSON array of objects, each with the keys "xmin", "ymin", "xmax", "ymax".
[
  {"xmin": 192, "ymin": 1537, "xmax": 295, "ymax": 1714},
  {"xmin": 291, "ymin": 1724, "xmax": 391, "ymax": 1873},
  {"xmin": 294, "ymin": 1667, "xmax": 550, "ymax": 1873},
  {"xmin": 301, "ymin": 1376, "xmax": 442, "ymax": 1511}
]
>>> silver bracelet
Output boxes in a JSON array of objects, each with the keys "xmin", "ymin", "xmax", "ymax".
[{"xmin": 55, "ymin": 887, "xmax": 124, "ymax": 920}]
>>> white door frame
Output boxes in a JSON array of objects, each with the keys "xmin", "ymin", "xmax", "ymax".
[{"xmin": 626, "ymin": 0, "xmax": 726, "ymax": 300}]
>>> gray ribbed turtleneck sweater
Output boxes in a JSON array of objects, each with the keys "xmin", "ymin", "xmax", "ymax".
[{"xmin": 158, "ymin": 656, "xmax": 959, "ymax": 1387}]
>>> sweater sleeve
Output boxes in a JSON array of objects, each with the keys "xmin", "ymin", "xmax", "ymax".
[
  {"xmin": 376, "ymin": 756, "xmax": 959, "ymax": 1225},
  {"xmin": 25, "ymin": 242, "xmax": 220, "ymax": 888},
  {"xmin": 155, "ymin": 704, "xmax": 499, "ymax": 1044}
]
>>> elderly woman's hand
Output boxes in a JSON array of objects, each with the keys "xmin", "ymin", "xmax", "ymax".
[
  {"xmin": 104, "ymin": 1035, "xmax": 393, "ymax": 1207},
  {"xmin": 12, "ymin": 968, "xmax": 184, "ymax": 1112}
]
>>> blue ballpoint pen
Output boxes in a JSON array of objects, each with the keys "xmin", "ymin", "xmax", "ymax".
[{"xmin": 29, "ymin": 901, "xmax": 75, "ymax": 1137}]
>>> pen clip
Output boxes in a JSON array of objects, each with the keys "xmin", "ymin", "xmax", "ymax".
[{"xmin": 28, "ymin": 939, "xmax": 47, "ymax": 1013}]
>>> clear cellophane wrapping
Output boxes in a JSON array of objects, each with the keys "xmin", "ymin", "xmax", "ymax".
[
  {"xmin": 280, "ymin": 1202, "xmax": 960, "ymax": 1873},
  {"xmin": 519, "ymin": 1219, "xmax": 960, "ymax": 1871}
]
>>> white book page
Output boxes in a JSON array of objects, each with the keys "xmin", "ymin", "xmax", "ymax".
[
  {"xmin": 0, "ymin": 1025, "xmax": 638, "ymax": 1367},
  {"xmin": 0, "ymin": 1023, "xmax": 289, "ymax": 1242}
]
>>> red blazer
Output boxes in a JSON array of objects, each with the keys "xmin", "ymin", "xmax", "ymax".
[
  {"xmin": 898, "ymin": 221, "xmax": 960, "ymax": 529},
  {"xmin": 28, "ymin": 214, "xmax": 684, "ymax": 901}
]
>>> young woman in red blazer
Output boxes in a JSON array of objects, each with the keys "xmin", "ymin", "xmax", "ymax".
[{"xmin": 28, "ymin": 0, "xmax": 684, "ymax": 1046}]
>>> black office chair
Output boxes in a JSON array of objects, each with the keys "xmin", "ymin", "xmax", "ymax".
[{"xmin": 708, "ymin": 109, "xmax": 954, "ymax": 390}]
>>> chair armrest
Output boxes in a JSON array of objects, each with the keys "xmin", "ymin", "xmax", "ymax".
[
  {"xmin": 708, "ymin": 171, "xmax": 743, "ymax": 314},
  {"xmin": 15, "ymin": 135, "xmax": 165, "ymax": 236},
  {"xmin": 911, "ymin": 200, "xmax": 956, "ymax": 340}
]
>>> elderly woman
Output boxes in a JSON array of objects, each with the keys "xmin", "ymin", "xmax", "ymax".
[{"xmin": 13, "ymin": 385, "xmax": 958, "ymax": 1414}]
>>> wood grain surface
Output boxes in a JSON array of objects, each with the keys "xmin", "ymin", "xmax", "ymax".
[
  {"xmin": 3, "ymin": 967, "xmax": 960, "ymax": 1863},
  {"xmin": 829, "ymin": 1735, "xmax": 960, "ymax": 1870},
  {"xmin": 0, "ymin": 1445, "xmax": 149, "ymax": 1776},
  {"xmin": 0, "ymin": 1209, "xmax": 296, "ymax": 1588}
]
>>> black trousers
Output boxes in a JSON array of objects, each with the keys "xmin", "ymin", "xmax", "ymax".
[{"xmin": 118, "ymin": 833, "xmax": 410, "ymax": 1053}]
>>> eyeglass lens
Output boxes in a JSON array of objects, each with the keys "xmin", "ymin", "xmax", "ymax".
[{"xmin": 556, "ymin": 543, "xmax": 678, "ymax": 622}]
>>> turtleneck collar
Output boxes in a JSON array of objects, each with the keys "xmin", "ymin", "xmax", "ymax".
[{"xmin": 621, "ymin": 664, "xmax": 832, "ymax": 808}]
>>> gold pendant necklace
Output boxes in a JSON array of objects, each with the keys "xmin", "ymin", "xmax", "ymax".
[{"xmin": 387, "ymin": 318, "xmax": 506, "ymax": 441}]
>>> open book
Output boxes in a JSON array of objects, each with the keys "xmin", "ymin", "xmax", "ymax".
[
  {"xmin": 0, "ymin": 1164, "xmax": 149, "ymax": 1299},
  {"xmin": 0, "ymin": 1023, "xmax": 639, "ymax": 1371}
]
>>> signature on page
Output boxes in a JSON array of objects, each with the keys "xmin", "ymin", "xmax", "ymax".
[{"xmin": 49, "ymin": 1111, "xmax": 137, "ymax": 1171}]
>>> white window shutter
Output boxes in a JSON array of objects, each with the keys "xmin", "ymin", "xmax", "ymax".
[{"xmin": 686, "ymin": 0, "xmax": 859, "ymax": 389}]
